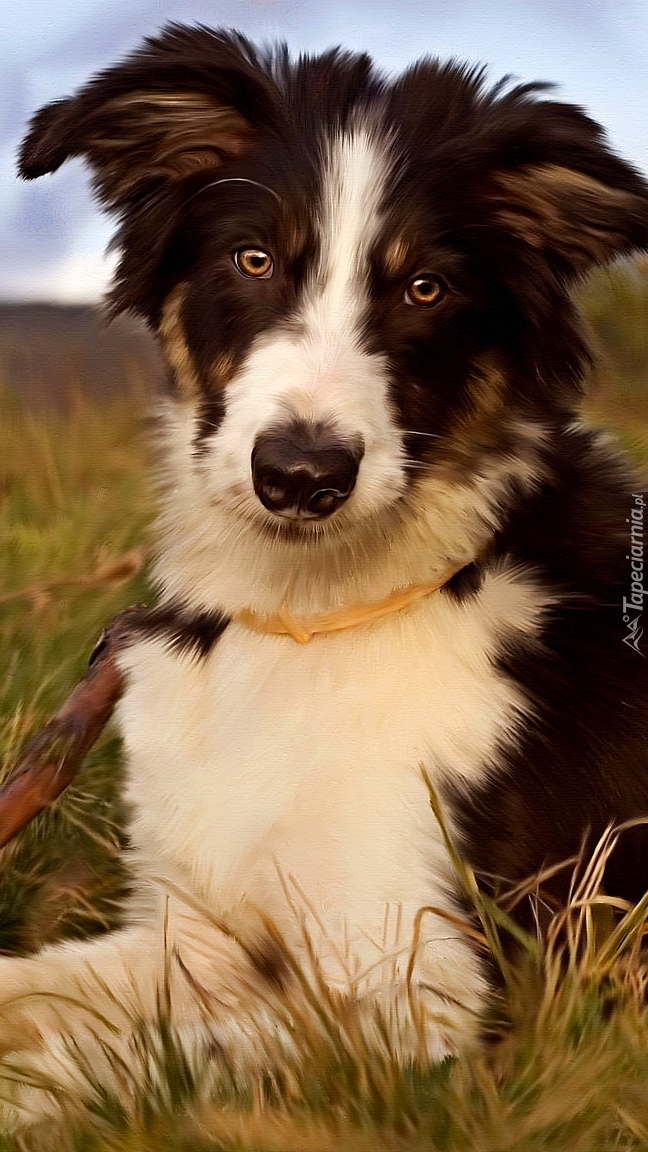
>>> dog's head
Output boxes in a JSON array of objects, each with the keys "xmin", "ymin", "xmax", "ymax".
[{"xmin": 19, "ymin": 26, "xmax": 648, "ymax": 593}]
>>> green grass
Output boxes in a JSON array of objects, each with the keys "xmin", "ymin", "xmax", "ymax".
[
  {"xmin": 0, "ymin": 390, "xmax": 151, "ymax": 956},
  {"xmin": 1, "ymin": 264, "xmax": 648, "ymax": 1149}
]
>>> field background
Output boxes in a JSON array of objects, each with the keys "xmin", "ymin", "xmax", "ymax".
[{"xmin": 1, "ymin": 265, "xmax": 648, "ymax": 1149}]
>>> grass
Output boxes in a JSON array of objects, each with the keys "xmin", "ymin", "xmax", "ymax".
[
  {"xmin": 0, "ymin": 389, "xmax": 150, "ymax": 955},
  {"xmin": 0, "ymin": 263, "xmax": 648, "ymax": 1148}
]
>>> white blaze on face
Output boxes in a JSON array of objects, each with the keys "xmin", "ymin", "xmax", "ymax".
[
  {"xmin": 203, "ymin": 126, "xmax": 408, "ymax": 528},
  {"xmin": 305, "ymin": 127, "xmax": 389, "ymax": 334}
]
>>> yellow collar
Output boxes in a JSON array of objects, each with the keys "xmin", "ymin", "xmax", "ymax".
[{"xmin": 233, "ymin": 562, "xmax": 466, "ymax": 643}]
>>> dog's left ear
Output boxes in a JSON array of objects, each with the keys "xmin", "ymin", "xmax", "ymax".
[{"xmin": 488, "ymin": 98, "xmax": 648, "ymax": 279}]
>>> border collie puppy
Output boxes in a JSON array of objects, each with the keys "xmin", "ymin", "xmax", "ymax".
[{"xmin": 3, "ymin": 22, "xmax": 648, "ymax": 1117}]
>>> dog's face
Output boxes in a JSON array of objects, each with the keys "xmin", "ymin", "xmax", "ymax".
[{"xmin": 19, "ymin": 27, "xmax": 648, "ymax": 554}]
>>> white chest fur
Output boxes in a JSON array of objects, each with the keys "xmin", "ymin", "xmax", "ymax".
[{"xmin": 117, "ymin": 566, "xmax": 544, "ymax": 989}]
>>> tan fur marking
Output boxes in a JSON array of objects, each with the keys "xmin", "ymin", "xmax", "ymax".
[
  {"xmin": 159, "ymin": 285, "xmax": 200, "ymax": 397},
  {"xmin": 284, "ymin": 218, "xmax": 310, "ymax": 262},
  {"xmin": 495, "ymin": 164, "xmax": 640, "ymax": 259},
  {"xmin": 495, "ymin": 170, "xmax": 563, "ymax": 248},
  {"xmin": 535, "ymin": 164, "xmax": 633, "ymax": 201},
  {"xmin": 211, "ymin": 353, "xmax": 237, "ymax": 389},
  {"xmin": 90, "ymin": 93, "xmax": 256, "ymax": 197},
  {"xmin": 432, "ymin": 353, "xmax": 514, "ymax": 482},
  {"xmin": 384, "ymin": 236, "xmax": 410, "ymax": 274}
]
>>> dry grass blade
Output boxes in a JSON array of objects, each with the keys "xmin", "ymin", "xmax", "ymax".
[{"xmin": 0, "ymin": 549, "xmax": 147, "ymax": 608}]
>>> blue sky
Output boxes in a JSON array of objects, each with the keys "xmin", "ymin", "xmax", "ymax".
[{"xmin": 3, "ymin": 0, "xmax": 648, "ymax": 302}]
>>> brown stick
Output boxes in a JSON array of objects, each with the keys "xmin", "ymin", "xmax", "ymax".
[{"xmin": 0, "ymin": 605, "xmax": 142, "ymax": 849}]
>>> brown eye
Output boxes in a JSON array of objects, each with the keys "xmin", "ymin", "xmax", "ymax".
[
  {"xmin": 405, "ymin": 274, "xmax": 445, "ymax": 307},
  {"xmin": 233, "ymin": 248, "xmax": 274, "ymax": 278}
]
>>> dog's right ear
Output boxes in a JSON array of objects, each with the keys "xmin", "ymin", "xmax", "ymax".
[{"xmin": 18, "ymin": 24, "xmax": 285, "ymax": 208}]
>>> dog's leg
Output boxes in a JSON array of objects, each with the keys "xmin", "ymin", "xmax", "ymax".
[
  {"xmin": 351, "ymin": 915, "xmax": 487, "ymax": 1063},
  {"xmin": 0, "ymin": 895, "xmax": 274, "ymax": 1125},
  {"xmin": 276, "ymin": 893, "xmax": 488, "ymax": 1065}
]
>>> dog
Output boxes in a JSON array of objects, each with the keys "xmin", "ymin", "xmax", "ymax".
[{"xmin": 3, "ymin": 21, "xmax": 648, "ymax": 1122}]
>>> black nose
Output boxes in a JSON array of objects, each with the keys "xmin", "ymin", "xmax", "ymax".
[{"xmin": 251, "ymin": 423, "xmax": 364, "ymax": 520}]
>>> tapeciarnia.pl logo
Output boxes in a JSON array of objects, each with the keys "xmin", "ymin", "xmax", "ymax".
[{"xmin": 623, "ymin": 493, "xmax": 646, "ymax": 655}]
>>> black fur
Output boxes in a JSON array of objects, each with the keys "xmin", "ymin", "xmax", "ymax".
[
  {"xmin": 449, "ymin": 436, "xmax": 648, "ymax": 923},
  {"xmin": 132, "ymin": 602, "xmax": 230, "ymax": 660}
]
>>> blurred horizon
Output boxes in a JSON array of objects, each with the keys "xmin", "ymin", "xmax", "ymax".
[{"xmin": 3, "ymin": 0, "xmax": 648, "ymax": 304}]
